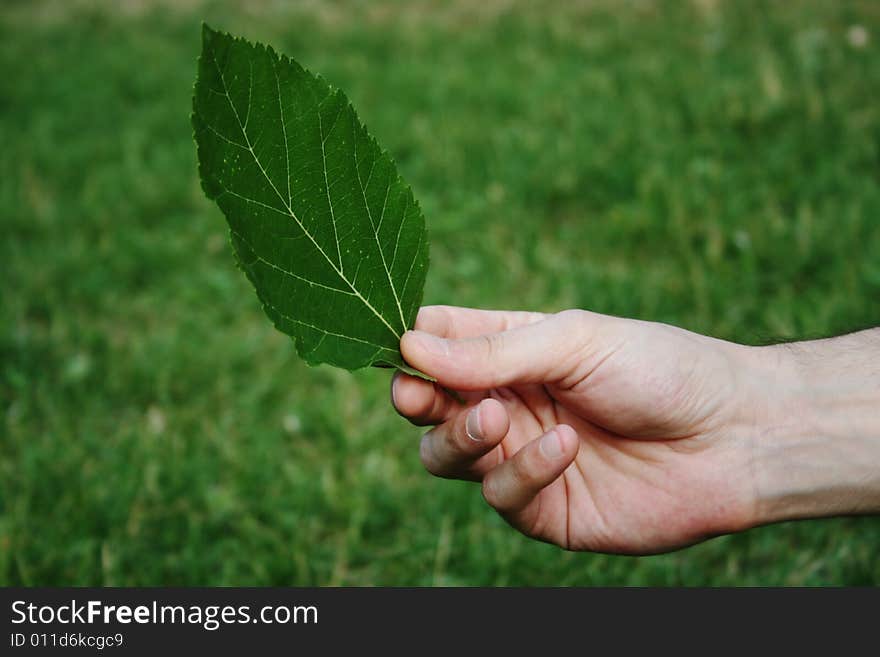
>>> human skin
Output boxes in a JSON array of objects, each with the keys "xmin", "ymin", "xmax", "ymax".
[{"xmin": 391, "ymin": 306, "xmax": 880, "ymax": 554}]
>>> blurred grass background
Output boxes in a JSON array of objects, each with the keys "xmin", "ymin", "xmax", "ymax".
[{"xmin": 2, "ymin": 0, "xmax": 879, "ymax": 585}]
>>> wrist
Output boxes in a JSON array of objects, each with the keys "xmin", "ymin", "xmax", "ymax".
[{"xmin": 744, "ymin": 333, "xmax": 880, "ymax": 526}]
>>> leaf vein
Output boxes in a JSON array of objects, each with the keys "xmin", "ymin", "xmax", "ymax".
[
  {"xmin": 272, "ymin": 57, "xmax": 292, "ymax": 208},
  {"xmin": 232, "ymin": 229, "xmax": 356, "ymax": 296},
  {"xmin": 390, "ymin": 192, "xmax": 409, "ymax": 270},
  {"xmin": 269, "ymin": 303, "xmax": 399, "ymax": 353},
  {"xmin": 317, "ymin": 101, "xmax": 344, "ymax": 271},
  {"xmin": 353, "ymin": 123, "xmax": 407, "ymax": 333},
  {"xmin": 207, "ymin": 43, "xmax": 402, "ymax": 340}
]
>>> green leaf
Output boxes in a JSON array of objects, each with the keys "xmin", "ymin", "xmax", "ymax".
[{"xmin": 192, "ymin": 25, "xmax": 429, "ymax": 372}]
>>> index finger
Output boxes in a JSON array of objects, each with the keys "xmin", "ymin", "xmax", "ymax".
[
  {"xmin": 392, "ymin": 371, "xmax": 457, "ymax": 426},
  {"xmin": 414, "ymin": 305, "xmax": 547, "ymax": 340}
]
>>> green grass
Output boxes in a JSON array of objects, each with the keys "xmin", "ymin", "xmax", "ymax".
[{"xmin": 2, "ymin": 0, "xmax": 879, "ymax": 585}]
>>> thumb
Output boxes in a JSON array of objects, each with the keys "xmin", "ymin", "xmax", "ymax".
[{"xmin": 401, "ymin": 310, "xmax": 592, "ymax": 390}]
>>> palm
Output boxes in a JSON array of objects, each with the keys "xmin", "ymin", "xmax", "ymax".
[{"xmin": 473, "ymin": 383, "xmax": 746, "ymax": 552}]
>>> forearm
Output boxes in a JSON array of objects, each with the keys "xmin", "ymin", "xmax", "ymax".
[{"xmin": 747, "ymin": 329, "xmax": 880, "ymax": 524}]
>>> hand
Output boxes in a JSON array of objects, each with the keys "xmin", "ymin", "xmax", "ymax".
[
  {"xmin": 392, "ymin": 305, "xmax": 763, "ymax": 554},
  {"xmin": 395, "ymin": 304, "xmax": 880, "ymax": 554}
]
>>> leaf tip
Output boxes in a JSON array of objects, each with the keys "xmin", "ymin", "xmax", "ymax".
[{"xmin": 201, "ymin": 22, "xmax": 216, "ymax": 44}]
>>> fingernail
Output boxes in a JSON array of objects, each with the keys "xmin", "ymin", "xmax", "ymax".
[
  {"xmin": 409, "ymin": 330, "xmax": 450, "ymax": 357},
  {"xmin": 465, "ymin": 406, "xmax": 484, "ymax": 442},
  {"xmin": 540, "ymin": 430, "xmax": 564, "ymax": 459},
  {"xmin": 391, "ymin": 376, "xmax": 401, "ymax": 409}
]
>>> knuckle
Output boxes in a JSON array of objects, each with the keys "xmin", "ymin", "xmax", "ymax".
[
  {"xmin": 429, "ymin": 391, "xmax": 451, "ymax": 424},
  {"xmin": 556, "ymin": 308, "xmax": 587, "ymax": 326},
  {"xmin": 416, "ymin": 305, "xmax": 452, "ymax": 335},
  {"xmin": 478, "ymin": 333, "xmax": 502, "ymax": 360},
  {"xmin": 551, "ymin": 310, "xmax": 597, "ymax": 385},
  {"xmin": 434, "ymin": 305, "xmax": 454, "ymax": 334},
  {"xmin": 511, "ymin": 451, "xmax": 539, "ymax": 489},
  {"xmin": 414, "ymin": 306, "xmax": 433, "ymax": 328}
]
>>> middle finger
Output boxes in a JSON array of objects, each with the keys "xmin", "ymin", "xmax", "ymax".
[{"xmin": 420, "ymin": 397, "xmax": 510, "ymax": 480}]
